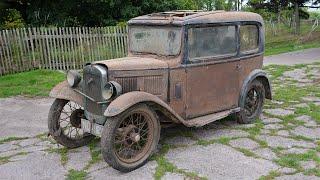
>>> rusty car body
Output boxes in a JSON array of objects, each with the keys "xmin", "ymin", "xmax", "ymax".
[{"xmin": 48, "ymin": 10, "xmax": 272, "ymax": 172}]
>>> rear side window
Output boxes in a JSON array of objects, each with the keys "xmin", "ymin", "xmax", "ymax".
[
  {"xmin": 188, "ymin": 25, "xmax": 237, "ymax": 61},
  {"xmin": 240, "ymin": 25, "xmax": 259, "ymax": 53}
]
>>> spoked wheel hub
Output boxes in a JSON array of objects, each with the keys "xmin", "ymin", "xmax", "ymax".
[
  {"xmin": 48, "ymin": 99, "xmax": 94, "ymax": 148},
  {"xmin": 244, "ymin": 88, "xmax": 260, "ymax": 117},
  {"xmin": 114, "ymin": 112, "xmax": 153, "ymax": 163},
  {"xmin": 70, "ymin": 109, "xmax": 84, "ymax": 128},
  {"xmin": 101, "ymin": 104, "xmax": 161, "ymax": 172},
  {"xmin": 117, "ymin": 125, "xmax": 141, "ymax": 145}
]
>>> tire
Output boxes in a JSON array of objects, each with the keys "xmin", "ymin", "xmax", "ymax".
[
  {"xmin": 48, "ymin": 98, "xmax": 94, "ymax": 148},
  {"xmin": 101, "ymin": 104, "xmax": 160, "ymax": 172},
  {"xmin": 236, "ymin": 80, "xmax": 265, "ymax": 124}
]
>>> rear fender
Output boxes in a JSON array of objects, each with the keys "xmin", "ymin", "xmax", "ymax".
[
  {"xmin": 49, "ymin": 81, "xmax": 84, "ymax": 106},
  {"xmin": 239, "ymin": 69, "xmax": 272, "ymax": 108},
  {"xmin": 104, "ymin": 91, "xmax": 185, "ymax": 125}
]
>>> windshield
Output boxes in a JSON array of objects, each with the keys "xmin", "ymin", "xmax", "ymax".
[{"xmin": 129, "ymin": 26, "xmax": 182, "ymax": 56}]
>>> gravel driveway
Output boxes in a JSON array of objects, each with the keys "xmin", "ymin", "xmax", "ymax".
[{"xmin": 0, "ymin": 50, "xmax": 319, "ymax": 179}]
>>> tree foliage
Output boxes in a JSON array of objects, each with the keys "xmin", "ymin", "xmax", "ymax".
[
  {"xmin": 0, "ymin": 0, "xmax": 318, "ymax": 29},
  {"xmin": 0, "ymin": 8, "xmax": 25, "ymax": 29}
]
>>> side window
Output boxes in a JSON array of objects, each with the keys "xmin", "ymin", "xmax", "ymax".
[
  {"xmin": 188, "ymin": 25, "xmax": 237, "ymax": 61},
  {"xmin": 240, "ymin": 25, "xmax": 259, "ymax": 53}
]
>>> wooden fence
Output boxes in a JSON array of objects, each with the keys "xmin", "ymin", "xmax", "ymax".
[{"xmin": 0, "ymin": 26, "xmax": 128, "ymax": 76}]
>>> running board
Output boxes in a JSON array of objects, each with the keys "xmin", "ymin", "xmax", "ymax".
[{"xmin": 184, "ymin": 108, "xmax": 240, "ymax": 127}]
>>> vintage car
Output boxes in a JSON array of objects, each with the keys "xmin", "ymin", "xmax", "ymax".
[{"xmin": 48, "ymin": 10, "xmax": 272, "ymax": 172}]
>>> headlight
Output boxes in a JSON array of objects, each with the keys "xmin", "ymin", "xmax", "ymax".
[
  {"xmin": 102, "ymin": 81, "xmax": 122, "ymax": 100},
  {"xmin": 67, "ymin": 70, "xmax": 81, "ymax": 87},
  {"xmin": 102, "ymin": 82, "xmax": 114, "ymax": 100}
]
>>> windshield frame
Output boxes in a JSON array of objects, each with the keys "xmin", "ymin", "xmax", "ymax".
[{"xmin": 128, "ymin": 25, "xmax": 184, "ymax": 58}]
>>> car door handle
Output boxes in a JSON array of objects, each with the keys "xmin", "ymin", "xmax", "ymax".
[{"xmin": 236, "ymin": 64, "xmax": 241, "ymax": 70}]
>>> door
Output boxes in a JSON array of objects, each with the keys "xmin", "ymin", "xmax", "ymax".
[{"xmin": 185, "ymin": 25, "xmax": 240, "ymax": 119}]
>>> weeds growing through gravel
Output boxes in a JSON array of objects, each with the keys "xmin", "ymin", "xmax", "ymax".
[
  {"xmin": 66, "ymin": 169, "xmax": 87, "ymax": 180},
  {"xmin": 0, "ymin": 137, "xmax": 28, "ymax": 144}
]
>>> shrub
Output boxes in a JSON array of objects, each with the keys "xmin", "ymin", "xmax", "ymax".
[{"xmin": 0, "ymin": 9, "xmax": 25, "ymax": 29}]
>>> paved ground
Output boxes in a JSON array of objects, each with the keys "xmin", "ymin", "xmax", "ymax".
[
  {"xmin": 0, "ymin": 50, "xmax": 320, "ymax": 179},
  {"xmin": 264, "ymin": 48, "xmax": 320, "ymax": 65}
]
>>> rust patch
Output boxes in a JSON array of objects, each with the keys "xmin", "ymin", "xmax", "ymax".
[{"xmin": 49, "ymin": 81, "xmax": 84, "ymax": 106}]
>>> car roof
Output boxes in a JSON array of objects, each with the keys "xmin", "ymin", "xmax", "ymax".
[{"xmin": 128, "ymin": 10, "xmax": 264, "ymax": 26}]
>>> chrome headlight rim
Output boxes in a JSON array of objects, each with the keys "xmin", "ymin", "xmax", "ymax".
[
  {"xmin": 102, "ymin": 82, "xmax": 114, "ymax": 100},
  {"xmin": 67, "ymin": 70, "xmax": 81, "ymax": 87},
  {"xmin": 102, "ymin": 81, "xmax": 122, "ymax": 100}
]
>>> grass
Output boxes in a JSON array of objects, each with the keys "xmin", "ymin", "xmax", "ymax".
[
  {"xmin": 305, "ymin": 168, "xmax": 320, "ymax": 177},
  {"xmin": 0, "ymin": 156, "xmax": 11, "ymax": 165},
  {"xmin": 265, "ymin": 22, "xmax": 320, "ymax": 56},
  {"xmin": 295, "ymin": 104, "xmax": 320, "ymax": 123},
  {"xmin": 236, "ymin": 148, "xmax": 257, "ymax": 157},
  {"xmin": 0, "ymin": 136, "xmax": 29, "ymax": 144},
  {"xmin": 244, "ymin": 121, "xmax": 264, "ymax": 136},
  {"xmin": 151, "ymin": 143, "xmax": 206, "ymax": 180},
  {"xmin": 47, "ymin": 147, "xmax": 69, "ymax": 165},
  {"xmin": 196, "ymin": 137, "xmax": 232, "ymax": 146},
  {"xmin": 0, "ymin": 69, "xmax": 64, "ymax": 98},
  {"xmin": 0, "ymin": 152, "xmax": 29, "ymax": 165},
  {"xmin": 153, "ymin": 155, "xmax": 206, "ymax": 180},
  {"xmin": 84, "ymin": 138, "xmax": 102, "ymax": 170},
  {"xmin": 275, "ymin": 150, "xmax": 320, "ymax": 170},
  {"xmin": 259, "ymin": 171, "xmax": 281, "ymax": 180},
  {"xmin": 265, "ymin": 40, "xmax": 320, "ymax": 56},
  {"xmin": 66, "ymin": 169, "xmax": 87, "ymax": 180}
]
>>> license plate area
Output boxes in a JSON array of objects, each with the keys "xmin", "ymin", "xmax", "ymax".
[{"xmin": 81, "ymin": 119, "xmax": 104, "ymax": 137}]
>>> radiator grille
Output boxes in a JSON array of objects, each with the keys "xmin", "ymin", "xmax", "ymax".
[{"xmin": 83, "ymin": 70, "xmax": 103, "ymax": 114}]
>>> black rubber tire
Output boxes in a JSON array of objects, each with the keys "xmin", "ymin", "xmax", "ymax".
[
  {"xmin": 48, "ymin": 98, "xmax": 94, "ymax": 148},
  {"xmin": 101, "ymin": 104, "xmax": 160, "ymax": 172},
  {"xmin": 236, "ymin": 80, "xmax": 265, "ymax": 124}
]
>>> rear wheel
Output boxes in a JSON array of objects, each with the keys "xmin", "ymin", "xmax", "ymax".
[
  {"xmin": 236, "ymin": 80, "xmax": 265, "ymax": 124},
  {"xmin": 48, "ymin": 99, "xmax": 94, "ymax": 148},
  {"xmin": 101, "ymin": 104, "xmax": 160, "ymax": 172}
]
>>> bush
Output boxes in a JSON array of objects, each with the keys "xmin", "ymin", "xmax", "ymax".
[
  {"xmin": 309, "ymin": 11, "xmax": 320, "ymax": 20},
  {"xmin": 0, "ymin": 9, "xmax": 25, "ymax": 29}
]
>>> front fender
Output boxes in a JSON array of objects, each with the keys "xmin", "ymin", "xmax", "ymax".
[
  {"xmin": 104, "ymin": 91, "xmax": 185, "ymax": 124},
  {"xmin": 49, "ymin": 81, "xmax": 84, "ymax": 106},
  {"xmin": 239, "ymin": 69, "xmax": 272, "ymax": 107}
]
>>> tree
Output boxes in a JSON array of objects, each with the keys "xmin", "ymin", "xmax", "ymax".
[
  {"xmin": 248, "ymin": 0, "xmax": 312, "ymax": 34},
  {"xmin": 0, "ymin": 0, "xmax": 193, "ymax": 27}
]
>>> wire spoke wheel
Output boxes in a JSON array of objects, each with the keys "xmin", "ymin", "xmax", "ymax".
[
  {"xmin": 101, "ymin": 104, "xmax": 160, "ymax": 172},
  {"xmin": 236, "ymin": 80, "xmax": 265, "ymax": 124},
  {"xmin": 48, "ymin": 99, "xmax": 94, "ymax": 148},
  {"xmin": 59, "ymin": 101, "xmax": 85, "ymax": 140},
  {"xmin": 114, "ymin": 111, "xmax": 153, "ymax": 163},
  {"xmin": 244, "ymin": 88, "xmax": 260, "ymax": 118}
]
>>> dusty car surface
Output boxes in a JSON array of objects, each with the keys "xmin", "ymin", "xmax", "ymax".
[{"xmin": 48, "ymin": 10, "xmax": 272, "ymax": 172}]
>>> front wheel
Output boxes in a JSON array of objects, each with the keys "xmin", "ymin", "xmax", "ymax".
[
  {"xmin": 48, "ymin": 99, "xmax": 95, "ymax": 148},
  {"xmin": 101, "ymin": 104, "xmax": 160, "ymax": 172},
  {"xmin": 236, "ymin": 80, "xmax": 265, "ymax": 124}
]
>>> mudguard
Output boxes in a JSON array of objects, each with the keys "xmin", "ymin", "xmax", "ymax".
[
  {"xmin": 49, "ymin": 81, "xmax": 84, "ymax": 106},
  {"xmin": 104, "ymin": 91, "xmax": 185, "ymax": 125},
  {"xmin": 239, "ymin": 69, "xmax": 272, "ymax": 108}
]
